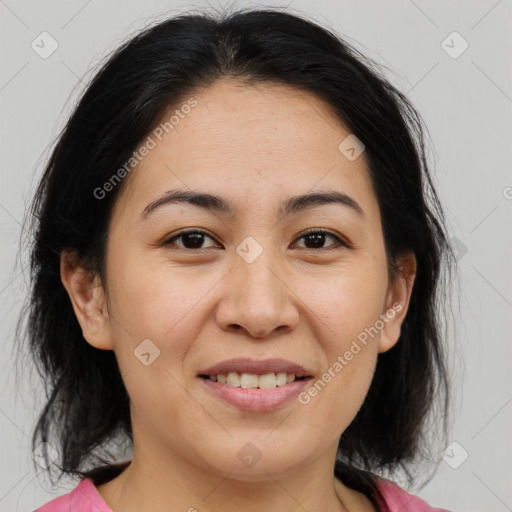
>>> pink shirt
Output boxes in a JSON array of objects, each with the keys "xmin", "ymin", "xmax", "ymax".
[{"xmin": 34, "ymin": 476, "xmax": 451, "ymax": 511}]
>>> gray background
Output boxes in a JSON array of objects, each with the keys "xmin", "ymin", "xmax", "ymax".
[{"xmin": 1, "ymin": 1, "xmax": 511, "ymax": 511}]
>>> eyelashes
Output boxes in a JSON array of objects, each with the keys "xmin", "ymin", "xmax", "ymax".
[
  {"xmin": 293, "ymin": 228, "xmax": 348, "ymax": 250},
  {"xmin": 162, "ymin": 228, "xmax": 349, "ymax": 252}
]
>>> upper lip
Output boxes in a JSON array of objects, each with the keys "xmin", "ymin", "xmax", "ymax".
[{"xmin": 198, "ymin": 358, "xmax": 312, "ymax": 377}]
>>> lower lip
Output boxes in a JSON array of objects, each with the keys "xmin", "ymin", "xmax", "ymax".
[{"xmin": 198, "ymin": 377, "xmax": 312, "ymax": 412}]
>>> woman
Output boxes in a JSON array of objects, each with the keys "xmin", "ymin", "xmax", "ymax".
[{"xmin": 22, "ymin": 7, "xmax": 454, "ymax": 511}]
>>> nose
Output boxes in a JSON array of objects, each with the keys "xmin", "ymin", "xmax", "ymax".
[{"xmin": 215, "ymin": 244, "xmax": 300, "ymax": 339}]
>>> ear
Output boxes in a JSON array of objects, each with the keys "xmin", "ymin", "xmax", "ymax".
[
  {"xmin": 378, "ymin": 251, "xmax": 417, "ymax": 354},
  {"xmin": 60, "ymin": 249, "xmax": 114, "ymax": 350}
]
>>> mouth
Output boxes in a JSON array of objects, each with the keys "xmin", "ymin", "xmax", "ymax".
[{"xmin": 197, "ymin": 358, "xmax": 313, "ymax": 412}]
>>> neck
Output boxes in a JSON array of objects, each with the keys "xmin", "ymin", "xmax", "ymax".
[
  {"xmin": 98, "ymin": 457, "xmax": 350, "ymax": 512},
  {"xmin": 95, "ymin": 421, "xmax": 375, "ymax": 512}
]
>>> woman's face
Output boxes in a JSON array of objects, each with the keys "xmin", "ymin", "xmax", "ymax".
[{"xmin": 64, "ymin": 78, "xmax": 415, "ymax": 480}]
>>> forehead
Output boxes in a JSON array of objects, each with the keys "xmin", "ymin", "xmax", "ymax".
[{"xmin": 113, "ymin": 79, "xmax": 378, "ymax": 221}]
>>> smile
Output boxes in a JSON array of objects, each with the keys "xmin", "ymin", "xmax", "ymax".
[
  {"xmin": 199, "ymin": 372, "xmax": 307, "ymax": 389},
  {"xmin": 198, "ymin": 373, "xmax": 312, "ymax": 412}
]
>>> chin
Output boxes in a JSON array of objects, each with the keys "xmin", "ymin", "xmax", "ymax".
[{"xmin": 197, "ymin": 439, "xmax": 316, "ymax": 482}]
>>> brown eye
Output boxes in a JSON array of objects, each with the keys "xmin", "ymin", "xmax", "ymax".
[
  {"xmin": 162, "ymin": 228, "xmax": 348, "ymax": 252},
  {"xmin": 163, "ymin": 230, "xmax": 218, "ymax": 250},
  {"xmin": 293, "ymin": 229, "xmax": 347, "ymax": 250}
]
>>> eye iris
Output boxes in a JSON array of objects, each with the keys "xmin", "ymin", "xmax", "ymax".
[
  {"xmin": 182, "ymin": 232, "xmax": 205, "ymax": 249},
  {"xmin": 304, "ymin": 233, "xmax": 327, "ymax": 249}
]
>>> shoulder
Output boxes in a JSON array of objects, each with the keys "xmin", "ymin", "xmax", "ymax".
[
  {"xmin": 374, "ymin": 477, "xmax": 452, "ymax": 512},
  {"xmin": 34, "ymin": 478, "xmax": 113, "ymax": 512}
]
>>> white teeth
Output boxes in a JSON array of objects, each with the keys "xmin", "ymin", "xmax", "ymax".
[
  {"xmin": 276, "ymin": 372, "xmax": 287, "ymax": 386},
  {"xmin": 240, "ymin": 373, "xmax": 259, "ymax": 388},
  {"xmin": 258, "ymin": 373, "xmax": 277, "ymax": 389},
  {"xmin": 206, "ymin": 372, "xmax": 301, "ymax": 388},
  {"xmin": 227, "ymin": 372, "xmax": 240, "ymax": 387}
]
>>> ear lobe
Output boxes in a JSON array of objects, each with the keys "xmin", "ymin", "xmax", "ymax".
[
  {"xmin": 378, "ymin": 251, "xmax": 417, "ymax": 354},
  {"xmin": 60, "ymin": 250, "xmax": 114, "ymax": 350}
]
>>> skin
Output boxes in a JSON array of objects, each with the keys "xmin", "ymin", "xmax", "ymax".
[{"xmin": 61, "ymin": 78, "xmax": 416, "ymax": 512}]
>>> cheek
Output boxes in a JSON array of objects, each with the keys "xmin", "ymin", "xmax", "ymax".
[
  {"xmin": 294, "ymin": 260, "xmax": 386, "ymax": 420},
  {"xmin": 300, "ymin": 258, "xmax": 389, "ymax": 341},
  {"xmin": 103, "ymin": 249, "xmax": 218, "ymax": 410},
  {"xmin": 299, "ymin": 320, "xmax": 379, "ymax": 439},
  {"xmin": 106, "ymin": 247, "xmax": 212, "ymax": 342},
  {"xmin": 104, "ymin": 255, "xmax": 207, "ymax": 438}
]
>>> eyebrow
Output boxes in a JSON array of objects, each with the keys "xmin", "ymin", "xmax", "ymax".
[{"xmin": 137, "ymin": 188, "xmax": 364, "ymax": 223}]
